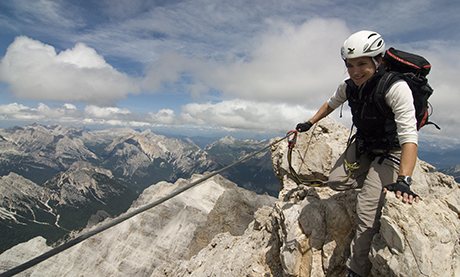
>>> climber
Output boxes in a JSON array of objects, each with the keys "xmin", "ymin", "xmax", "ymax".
[{"xmin": 295, "ymin": 30, "xmax": 419, "ymax": 277}]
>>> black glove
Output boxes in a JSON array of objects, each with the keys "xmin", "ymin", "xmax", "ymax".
[
  {"xmin": 384, "ymin": 181, "xmax": 419, "ymax": 198},
  {"xmin": 296, "ymin": 121, "xmax": 313, "ymax": 132}
]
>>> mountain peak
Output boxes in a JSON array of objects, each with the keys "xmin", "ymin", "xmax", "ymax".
[{"xmin": 218, "ymin": 135, "xmax": 236, "ymax": 144}]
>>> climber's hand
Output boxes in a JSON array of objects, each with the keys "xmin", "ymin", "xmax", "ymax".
[
  {"xmin": 296, "ymin": 121, "xmax": 313, "ymax": 133},
  {"xmin": 383, "ymin": 181, "xmax": 419, "ymax": 204}
]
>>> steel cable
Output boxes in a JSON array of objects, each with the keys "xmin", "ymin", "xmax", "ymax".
[{"xmin": 0, "ymin": 134, "xmax": 289, "ymax": 277}]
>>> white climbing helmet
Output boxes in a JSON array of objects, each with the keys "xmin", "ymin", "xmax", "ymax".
[{"xmin": 340, "ymin": 30, "xmax": 385, "ymax": 60}]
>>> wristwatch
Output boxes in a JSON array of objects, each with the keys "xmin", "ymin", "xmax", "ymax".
[{"xmin": 397, "ymin": 175, "xmax": 413, "ymax": 186}]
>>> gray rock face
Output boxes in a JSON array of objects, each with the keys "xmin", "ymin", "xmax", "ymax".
[
  {"xmin": 0, "ymin": 163, "xmax": 135, "ymax": 253},
  {"xmin": 370, "ymin": 161, "xmax": 460, "ymax": 276},
  {"xmin": 0, "ymin": 173, "xmax": 52, "ymax": 224},
  {"xmin": 0, "ymin": 175, "xmax": 275, "ymax": 276}
]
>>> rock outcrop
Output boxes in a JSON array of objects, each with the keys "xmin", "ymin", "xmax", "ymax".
[
  {"xmin": 270, "ymin": 118, "xmax": 460, "ymax": 276},
  {"xmin": 1, "ymin": 118, "xmax": 459, "ymax": 277}
]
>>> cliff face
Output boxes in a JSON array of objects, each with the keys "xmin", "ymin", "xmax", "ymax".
[{"xmin": 1, "ymin": 118, "xmax": 459, "ymax": 277}]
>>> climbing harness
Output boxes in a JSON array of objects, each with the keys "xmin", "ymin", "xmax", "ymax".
[
  {"xmin": 341, "ymin": 125, "xmax": 402, "ymax": 183},
  {"xmin": 0, "ymin": 133, "xmax": 291, "ymax": 277},
  {"xmin": 286, "ymin": 128, "xmax": 327, "ymax": 187},
  {"xmin": 342, "ymin": 132, "xmax": 361, "ymax": 181}
]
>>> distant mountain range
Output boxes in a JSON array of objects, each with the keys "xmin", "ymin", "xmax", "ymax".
[{"xmin": 0, "ymin": 124, "xmax": 279, "ymax": 253}]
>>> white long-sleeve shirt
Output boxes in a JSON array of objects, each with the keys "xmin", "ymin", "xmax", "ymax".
[{"xmin": 327, "ymin": 80, "xmax": 418, "ymax": 146}]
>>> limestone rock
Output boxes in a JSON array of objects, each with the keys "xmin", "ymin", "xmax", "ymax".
[
  {"xmin": 270, "ymin": 118, "xmax": 460, "ymax": 276},
  {"xmin": 370, "ymin": 169, "xmax": 460, "ymax": 277},
  {"xmin": 157, "ymin": 205, "xmax": 282, "ymax": 277},
  {"xmin": 0, "ymin": 237, "xmax": 51, "ymax": 273},
  {"xmin": 0, "ymin": 175, "xmax": 275, "ymax": 277}
]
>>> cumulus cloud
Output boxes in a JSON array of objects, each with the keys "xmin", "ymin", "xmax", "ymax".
[
  {"xmin": 140, "ymin": 18, "xmax": 460, "ymax": 138},
  {"xmin": 142, "ymin": 52, "xmax": 192, "ymax": 92},
  {"xmin": 56, "ymin": 43, "xmax": 110, "ymax": 69},
  {"xmin": 201, "ymin": 19, "xmax": 349, "ymax": 104},
  {"xmin": 149, "ymin": 109, "xmax": 176, "ymax": 124},
  {"xmin": 0, "ymin": 103, "xmax": 30, "ymax": 114},
  {"xmin": 0, "ymin": 99, "xmax": 313, "ymax": 134},
  {"xmin": 0, "ymin": 102, "xmax": 64, "ymax": 121},
  {"xmin": 84, "ymin": 105, "xmax": 131, "ymax": 118},
  {"xmin": 143, "ymin": 18, "xmax": 350, "ymax": 106},
  {"xmin": 0, "ymin": 36, "xmax": 139, "ymax": 105},
  {"xmin": 181, "ymin": 99, "xmax": 311, "ymax": 132},
  {"xmin": 63, "ymin": 103, "xmax": 77, "ymax": 110}
]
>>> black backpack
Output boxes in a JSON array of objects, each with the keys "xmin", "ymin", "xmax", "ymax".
[{"xmin": 375, "ymin": 47, "xmax": 440, "ymax": 130}]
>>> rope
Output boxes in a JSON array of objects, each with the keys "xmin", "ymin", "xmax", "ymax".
[
  {"xmin": 297, "ymin": 123, "xmax": 317, "ymax": 172},
  {"xmin": 287, "ymin": 126, "xmax": 360, "ymax": 186},
  {"xmin": 286, "ymin": 128, "xmax": 327, "ymax": 187},
  {"xmin": 0, "ymin": 134, "xmax": 290, "ymax": 277}
]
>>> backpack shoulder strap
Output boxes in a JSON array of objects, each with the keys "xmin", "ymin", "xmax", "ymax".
[
  {"xmin": 373, "ymin": 71, "xmax": 402, "ymax": 115},
  {"xmin": 345, "ymin": 78, "xmax": 356, "ymax": 99}
]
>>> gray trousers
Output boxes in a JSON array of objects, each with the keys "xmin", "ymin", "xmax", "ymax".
[{"xmin": 328, "ymin": 141, "xmax": 400, "ymax": 277}]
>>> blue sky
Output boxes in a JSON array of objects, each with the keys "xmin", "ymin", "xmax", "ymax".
[{"xmin": 0, "ymin": 0, "xmax": 459, "ymax": 142}]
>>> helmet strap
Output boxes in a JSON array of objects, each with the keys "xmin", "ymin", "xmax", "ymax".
[{"xmin": 372, "ymin": 57, "xmax": 380, "ymax": 68}]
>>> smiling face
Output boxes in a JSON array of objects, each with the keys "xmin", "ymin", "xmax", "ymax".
[{"xmin": 345, "ymin": 56, "xmax": 377, "ymax": 86}]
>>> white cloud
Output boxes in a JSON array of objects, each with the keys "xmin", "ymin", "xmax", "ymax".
[
  {"xmin": 57, "ymin": 43, "xmax": 110, "ymax": 69},
  {"xmin": 199, "ymin": 19, "xmax": 349, "ymax": 104},
  {"xmin": 0, "ymin": 100, "xmax": 313, "ymax": 134},
  {"xmin": 143, "ymin": 18, "xmax": 350, "ymax": 105},
  {"xmin": 142, "ymin": 52, "xmax": 192, "ymax": 91},
  {"xmin": 141, "ymin": 17, "xmax": 460, "ymax": 139},
  {"xmin": 181, "ymin": 99, "xmax": 311, "ymax": 132},
  {"xmin": 84, "ymin": 105, "xmax": 131, "ymax": 118},
  {"xmin": 0, "ymin": 36, "xmax": 139, "ymax": 105},
  {"xmin": 0, "ymin": 102, "xmax": 83, "ymax": 122},
  {"xmin": 0, "ymin": 103, "xmax": 30, "ymax": 114},
  {"xmin": 149, "ymin": 109, "xmax": 176, "ymax": 124},
  {"xmin": 63, "ymin": 103, "xmax": 77, "ymax": 110}
]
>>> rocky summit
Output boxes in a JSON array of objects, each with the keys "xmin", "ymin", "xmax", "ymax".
[
  {"xmin": 271, "ymin": 118, "xmax": 460, "ymax": 276},
  {"xmin": 1, "ymin": 118, "xmax": 459, "ymax": 276}
]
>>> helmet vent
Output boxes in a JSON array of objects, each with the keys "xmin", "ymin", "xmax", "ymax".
[{"xmin": 368, "ymin": 33, "xmax": 377, "ymax": 39}]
